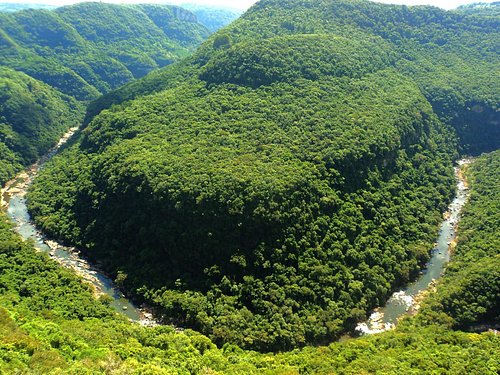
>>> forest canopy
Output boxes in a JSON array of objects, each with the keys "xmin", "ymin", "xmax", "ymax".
[
  {"xmin": 28, "ymin": 0, "xmax": 499, "ymax": 351},
  {"xmin": 0, "ymin": 2, "xmax": 210, "ymax": 99},
  {"xmin": 0, "ymin": 2, "xmax": 214, "ymax": 183},
  {"xmin": 2, "ymin": 151, "xmax": 499, "ymax": 373},
  {"xmin": 0, "ymin": 67, "xmax": 82, "ymax": 184}
]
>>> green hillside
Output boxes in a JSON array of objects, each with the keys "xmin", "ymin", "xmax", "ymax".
[
  {"xmin": 2, "ymin": 151, "xmax": 499, "ymax": 373},
  {"xmin": 0, "ymin": 2, "xmax": 212, "ymax": 184},
  {"xmin": 92, "ymin": 0, "xmax": 499, "ymax": 153},
  {"xmin": 28, "ymin": 0, "xmax": 499, "ymax": 351},
  {"xmin": 0, "ymin": 67, "xmax": 82, "ymax": 184},
  {"xmin": 0, "ymin": 2, "xmax": 210, "ymax": 99}
]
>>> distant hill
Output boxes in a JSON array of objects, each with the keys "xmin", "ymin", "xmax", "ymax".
[
  {"xmin": 0, "ymin": 2, "xmax": 56, "ymax": 12},
  {"xmin": 0, "ymin": 2, "xmax": 212, "ymax": 183},
  {"xmin": 457, "ymin": 1, "xmax": 500, "ymax": 10},
  {"xmin": 456, "ymin": 1, "xmax": 500, "ymax": 15},
  {"xmin": 182, "ymin": 3, "xmax": 242, "ymax": 32},
  {"xmin": 0, "ymin": 2, "xmax": 210, "ymax": 99}
]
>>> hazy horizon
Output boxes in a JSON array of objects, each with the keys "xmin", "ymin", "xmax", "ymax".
[{"xmin": 0, "ymin": 0, "xmax": 498, "ymax": 11}]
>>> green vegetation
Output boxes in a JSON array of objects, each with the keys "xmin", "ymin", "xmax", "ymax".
[
  {"xmin": 419, "ymin": 151, "xmax": 500, "ymax": 329},
  {"xmin": 0, "ymin": 67, "xmax": 82, "ymax": 184},
  {"xmin": 0, "ymin": 2, "xmax": 213, "ymax": 183},
  {"xmin": 93, "ymin": 0, "xmax": 499, "ymax": 153},
  {"xmin": 1, "ymin": 152, "xmax": 499, "ymax": 373},
  {"xmin": 27, "ymin": 0, "xmax": 500, "ymax": 351},
  {"xmin": 182, "ymin": 4, "xmax": 242, "ymax": 32},
  {"xmin": 30, "ymin": 70, "xmax": 458, "ymax": 351},
  {"xmin": 0, "ymin": 0, "xmax": 499, "ymax": 368},
  {"xmin": 0, "ymin": 2, "xmax": 210, "ymax": 99},
  {"xmin": 0, "ymin": 210, "xmax": 227, "ymax": 373}
]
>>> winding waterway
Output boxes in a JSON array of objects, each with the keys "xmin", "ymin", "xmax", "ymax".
[
  {"xmin": 1, "ymin": 128, "xmax": 148, "ymax": 323},
  {"xmin": 356, "ymin": 159, "xmax": 472, "ymax": 334},
  {"xmin": 1, "ymin": 127, "xmax": 472, "ymax": 334}
]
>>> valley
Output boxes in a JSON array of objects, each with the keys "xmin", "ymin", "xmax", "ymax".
[
  {"xmin": 2, "ymin": 128, "xmax": 473, "ymax": 333},
  {"xmin": 0, "ymin": 0, "xmax": 498, "ymax": 372},
  {"xmin": 1, "ymin": 127, "xmax": 146, "ymax": 322},
  {"xmin": 357, "ymin": 159, "xmax": 472, "ymax": 334}
]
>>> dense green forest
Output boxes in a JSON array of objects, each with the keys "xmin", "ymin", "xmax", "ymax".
[
  {"xmin": 27, "ymin": 0, "xmax": 499, "ymax": 351},
  {"xmin": 0, "ymin": 67, "xmax": 82, "ymax": 184},
  {"xmin": 0, "ymin": 2, "xmax": 210, "ymax": 99},
  {"xmin": 0, "ymin": 2, "xmax": 215, "ymax": 184},
  {"xmin": 2, "ymin": 151, "xmax": 498, "ymax": 373}
]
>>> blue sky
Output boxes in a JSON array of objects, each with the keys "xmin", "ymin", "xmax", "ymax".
[{"xmin": 3, "ymin": 0, "xmax": 497, "ymax": 11}]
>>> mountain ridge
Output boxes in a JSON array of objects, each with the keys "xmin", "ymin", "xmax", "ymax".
[
  {"xmin": 28, "ymin": 0, "xmax": 499, "ymax": 351},
  {"xmin": 0, "ymin": 2, "xmax": 216, "ymax": 184}
]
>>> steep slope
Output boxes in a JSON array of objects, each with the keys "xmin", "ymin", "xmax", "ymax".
[
  {"xmin": 420, "ymin": 151, "xmax": 500, "ymax": 329},
  {"xmin": 93, "ymin": 0, "xmax": 499, "ymax": 153},
  {"xmin": 29, "ymin": 0, "xmax": 499, "ymax": 351},
  {"xmin": 1, "ymin": 184, "xmax": 499, "ymax": 373},
  {"xmin": 0, "ymin": 67, "xmax": 82, "ymax": 184},
  {"xmin": 0, "ymin": 2, "xmax": 211, "ymax": 183},
  {"xmin": 0, "ymin": 2, "xmax": 210, "ymax": 99},
  {"xmin": 0, "ymin": 151, "xmax": 498, "ymax": 373}
]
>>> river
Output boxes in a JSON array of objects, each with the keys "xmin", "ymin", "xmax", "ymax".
[
  {"xmin": 356, "ymin": 158, "xmax": 472, "ymax": 334},
  {"xmin": 1, "ymin": 128, "xmax": 153, "ymax": 325},
  {"xmin": 1, "ymin": 127, "xmax": 472, "ymax": 333}
]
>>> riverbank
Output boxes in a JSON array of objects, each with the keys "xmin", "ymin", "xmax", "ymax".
[
  {"xmin": 1, "ymin": 142, "xmax": 477, "ymax": 336},
  {"xmin": 1, "ymin": 127, "xmax": 157, "ymax": 326},
  {"xmin": 1, "ymin": 127, "xmax": 78, "ymax": 208},
  {"xmin": 356, "ymin": 158, "xmax": 473, "ymax": 335}
]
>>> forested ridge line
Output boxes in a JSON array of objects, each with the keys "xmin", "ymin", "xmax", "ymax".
[
  {"xmin": 0, "ymin": 2, "xmax": 210, "ymax": 99},
  {"xmin": 0, "ymin": 2, "xmax": 216, "ymax": 187},
  {"xmin": 89, "ymin": 0, "xmax": 499, "ymax": 155},
  {"xmin": 28, "ymin": 0, "xmax": 499, "ymax": 351},
  {"xmin": 0, "ymin": 152, "xmax": 498, "ymax": 373}
]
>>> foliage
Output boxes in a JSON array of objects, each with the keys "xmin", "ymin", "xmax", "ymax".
[
  {"xmin": 0, "ymin": 2, "xmax": 210, "ymax": 99},
  {"xmin": 1, "ymin": 188, "xmax": 500, "ymax": 372},
  {"xmin": 419, "ymin": 151, "xmax": 500, "ymax": 328},
  {"xmin": 0, "ymin": 67, "xmax": 82, "ymax": 184},
  {"xmin": 32, "ymin": 0, "xmax": 500, "ymax": 351},
  {"xmin": 0, "ymin": 2, "xmax": 213, "ymax": 183},
  {"xmin": 23, "ymin": 0, "xmax": 500, "ymax": 352},
  {"xmin": 93, "ymin": 0, "xmax": 499, "ymax": 153},
  {"xmin": 0, "ymin": 0, "xmax": 498, "ymax": 371}
]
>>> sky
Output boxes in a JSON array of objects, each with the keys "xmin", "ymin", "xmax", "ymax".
[{"xmin": 2, "ymin": 0, "xmax": 497, "ymax": 11}]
